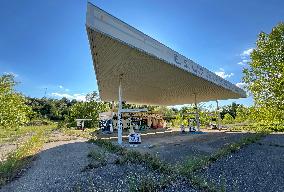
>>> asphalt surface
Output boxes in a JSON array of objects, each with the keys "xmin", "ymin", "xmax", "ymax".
[{"xmin": 200, "ymin": 134, "xmax": 284, "ymax": 192}]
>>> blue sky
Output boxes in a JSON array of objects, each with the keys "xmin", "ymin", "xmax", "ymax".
[{"xmin": 1, "ymin": 0, "xmax": 283, "ymax": 107}]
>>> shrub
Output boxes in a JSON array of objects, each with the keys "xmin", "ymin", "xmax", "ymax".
[{"xmin": 0, "ymin": 74, "xmax": 32, "ymax": 129}]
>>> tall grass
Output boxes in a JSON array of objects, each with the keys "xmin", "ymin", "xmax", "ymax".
[
  {"xmin": 60, "ymin": 127, "xmax": 98, "ymax": 139},
  {"xmin": 0, "ymin": 125, "xmax": 56, "ymax": 144},
  {"xmin": 0, "ymin": 125, "xmax": 57, "ymax": 186}
]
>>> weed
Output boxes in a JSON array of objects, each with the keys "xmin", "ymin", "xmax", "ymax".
[
  {"xmin": 90, "ymin": 133, "xmax": 267, "ymax": 192},
  {"xmin": 90, "ymin": 139, "xmax": 173, "ymax": 174},
  {"xmin": 61, "ymin": 127, "xmax": 97, "ymax": 139},
  {"xmin": 74, "ymin": 184, "xmax": 82, "ymax": 192},
  {"xmin": 128, "ymin": 173, "xmax": 173, "ymax": 192},
  {"xmin": 86, "ymin": 149, "xmax": 107, "ymax": 169},
  {"xmin": 190, "ymin": 175, "xmax": 217, "ymax": 192},
  {"xmin": 178, "ymin": 132, "xmax": 267, "ymax": 191},
  {"xmin": 117, "ymin": 150, "xmax": 173, "ymax": 175},
  {"xmin": 88, "ymin": 139, "xmax": 125, "ymax": 154},
  {"xmin": 219, "ymin": 174, "xmax": 227, "ymax": 192},
  {"xmin": 0, "ymin": 133, "xmax": 43, "ymax": 185},
  {"xmin": 88, "ymin": 149, "xmax": 105, "ymax": 161},
  {"xmin": 0, "ymin": 125, "xmax": 56, "ymax": 144},
  {"xmin": 0, "ymin": 125, "xmax": 57, "ymax": 186}
]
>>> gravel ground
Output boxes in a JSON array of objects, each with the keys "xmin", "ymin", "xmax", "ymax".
[
  {"xmin": 74, "ymin": 156, "xmax": 197, "ymax": 192},
  {"xmin": 0, "ymin": 139, "xmax": 92, "ymax": 192},
  {"xmin": 0, "ymin": 138, "xmax": 196, "ymax": 192},
  {"xmin": 199, "ymin": 134, "xmax": 284, "ymax": 192},
  {"xmin": 130, "ymin": 132, "xmax": 248, "ymax": 164},
  {"xmin": 2, "ymin": 132, "xmax": 283, "ymax": 192}
]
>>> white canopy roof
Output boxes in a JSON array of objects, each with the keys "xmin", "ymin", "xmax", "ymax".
[{"xmin": 86, "ymin": 3, "xmax": 246, "ymax": 106}]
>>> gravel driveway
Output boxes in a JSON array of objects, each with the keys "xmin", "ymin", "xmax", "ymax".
[
  {"xmin": 200, "ymin": 134, "xmax": 284, "ymax": 192},
  {"xmin": 0, "ymin": 139, "xmax": 93, "ymax": 192}
]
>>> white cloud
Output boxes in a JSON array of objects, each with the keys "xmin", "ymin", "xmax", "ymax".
[
  {"xmin": 59, "ymin": 85, "xmax": 63, "ymax": 89},
  {"xmin": 51, "ymin": 92, "xmax": 86, "ymax": 101},
  {"xmin": 236, "ymin": 82, "xmax": 246, "ymax": 89},
  {"xmin": 240, "ymin": 48, "xmax": 253, "ymax": 58},
  {"xmin": 65, "ymin": 88, "xmax": 70, "ymax": 92},
  {"xmin": 238, "ymin": 48, "xmax": 253, "ymax": 66},
  {"xmin": 238, "ymin": 59, "xmax": 249, "ymax": 66},
  {"xmin": 4, "ymin": 71, "xmax": 19, "ymax": 77},
  {"xmin": 215, "ymin": 68, "xmax": 234, "ymax": 79}
]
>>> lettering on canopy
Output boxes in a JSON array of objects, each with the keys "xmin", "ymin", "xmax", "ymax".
[{"xmin": 173, "ymin": 53, "xmax": 242, "ymax": 95}]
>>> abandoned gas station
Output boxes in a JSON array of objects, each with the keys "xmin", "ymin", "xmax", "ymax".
[{"xmin": 86, "ymin": 3, "xmax": 246, "ymax": 144}]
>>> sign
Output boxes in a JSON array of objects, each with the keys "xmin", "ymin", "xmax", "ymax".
[
  {"xmin": 75, "ymin": 119, "xmax": 92, "ymax": 129},
  {"xmin": 129, "ymin": 133, "xmax": 141, "ymax": 144}
]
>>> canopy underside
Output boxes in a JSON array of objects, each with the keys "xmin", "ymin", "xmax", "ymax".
[
  {"xmin": 87, "ymin": 28, "xmax": 244, "ymax": 105},
  {"xmin": 86, "ymin": 3, "xmax": 246, "ymax": 106}
]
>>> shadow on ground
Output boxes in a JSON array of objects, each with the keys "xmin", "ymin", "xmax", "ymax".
[{"xmin": 0, "ymin": 132, "xmax": 283, "ymax": 192}]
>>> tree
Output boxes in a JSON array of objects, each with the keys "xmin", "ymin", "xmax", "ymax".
[
  {"xmin": 68, "ymin": 100, "xmax": 110, "ymax": 127},
  {"xmin": 222, "ymin": 113, "xmax": 234, "ymax": 124},
  {"xmin": 243, "ymin": 23, "xmax": 284, "ymax": 124},
  {"xmin": 0, "ymin": 74, "xmax": 32, "ymax": 129},
  {"xmin": 220, "ymin": 102, "xmax": 240, "ymax": 119},
  {"xmin": 235, "ymin": 105, "xmax": 250, "ymax": 123},
  {"xmin": 86, "ymin": 91, "xmax": 99, "ymax": 102}
]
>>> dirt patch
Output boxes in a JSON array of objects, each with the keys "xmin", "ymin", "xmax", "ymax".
[
  {"xmin": 0, "ymin": 144, "xmax": 17, "ymax": 162},
  {"xmin": 46, "ymin": 131, "xmax": 79, "ymax": 143}
]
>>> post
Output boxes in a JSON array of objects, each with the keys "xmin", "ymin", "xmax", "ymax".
[
  {"xmin": 194, "ymin": 93, "xmax": 200, "ymax": 131},
  {"xmin": 110, "ymin": 101, "xmax": 115, "ymax": 133},
  {"xmin": 111, "ymin": 101, "xmax": 115, "ymax": 118},
  {"xmin": 117, "ymin": 75, "xmax": 123, "ymax": 145},
  {"xmin": 216, "ymin": 100, "xmax": 221, "ymax": 130}
]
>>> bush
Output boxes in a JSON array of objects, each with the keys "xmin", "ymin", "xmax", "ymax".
[
  {"xmin": 0, "ymin": 74, "xmax": 32, "ymax": 129},
  {"xmin": 0, "ymin": 125, "xmax": 57, "ymax": 186},
  {"xmin": 222, "ymin": 113, "xmax": 234, "ymax": 124}
]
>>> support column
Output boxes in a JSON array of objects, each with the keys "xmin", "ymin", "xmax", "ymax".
[
  {"xmin": 111, "ymin": 101, "xmax": 115, "ymax": 118},
  {"xmin": 110, "ymin": 101, "xmax": 115, "ymax": 133},
  {"xmin": 216, "ymin": 100, "xmax": 221, "ymax": 130},
  {"xmin": 117, "ymin": 75, "xmax": 123, "ymax": 145},
  {"xmin": 194, "ymin": 93, "xmax": 200, "ymax": 131}
]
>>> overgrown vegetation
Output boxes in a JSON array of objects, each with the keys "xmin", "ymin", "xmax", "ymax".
[
  {"xmin": 89, "ymin": 139, "xmax": 176, "ymax": 191},
  {"xmin": 0, "ymin": 74, "xmax": 32, "ymax": 130},
  {"xmin": 90, "ymin": 139, "xmax": 172, "ymax": 174},
  {"xmin": 89, "ymin": 139, "xmax": 125, "ymax": 154},
  {"xmin": 243, "ymin": 22, "xmax": 284, "ymax": 127},
  {"xmin": 61, "ymin": 127, "xmax": 97, "ymax": 139},
  {"xmin": 128, "ymin": 173, "xmax": 173, "ymax": 192},
  {"xmin": 0, "ymin": 125, "xmax": 57, "ymax": 186},
  {"xmin": 26, "ymin": 91, "xmax": 110, "ymax": 128},
  {"xmin": 86, "ymin": 149, "xmax": 107, "ymax": 169},
  {"xmin": 89, "ymin": 132, "xmax": 267, "ymax": 192},
  {"xmin": 0, "ymin": 125, "xmax": 55, "ymax": 144},
  {"xmin": 178, "ymin": 132, "xmax": 268, "ymax": 191},
  {"xmin": 181, "ymin": 132, "xmax": 267, "ymax": 173}
]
